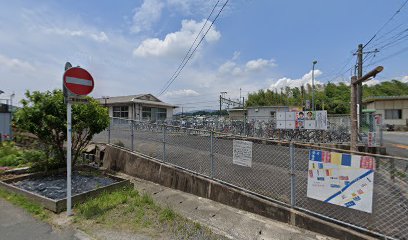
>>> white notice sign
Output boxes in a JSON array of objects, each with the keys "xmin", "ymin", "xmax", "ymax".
[
  {"xmin": 315, "ymin": 111, "xmax": 328, "ymax": 130},
  {"xmin": 233, "ymin": 140, "xmax": 253, "ymax": 167},
  {"xmin": 285, "ymin": 112, "xmax": 296, "ymax": 120},
  {"xmin": 276, "ymin": 112, "xmax": 286, "ymax": 121},
  {"xmin": 276, "ymin": 121, "xmax": 285, "ymax": 129}
]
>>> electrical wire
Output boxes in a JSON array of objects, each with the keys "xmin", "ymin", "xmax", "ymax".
[
  {"xmin": 363, "ymin": 0, "xmax": 408, "ymax": 48},
  {"xmin": 157, "ymin": 0, "xmax": 220, "ymax": 96},
  {"xmin": 157, "ymin": 0, "xmax": 229, "ymax": 97}
]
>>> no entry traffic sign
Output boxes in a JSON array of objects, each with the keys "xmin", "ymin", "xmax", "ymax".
[{"xmin": 63, "ymin": 67, "xmax": 94, "ymax": 96}]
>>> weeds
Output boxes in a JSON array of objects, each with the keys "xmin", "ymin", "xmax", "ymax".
[
  {"xmin": 0, "ymin": 188, "xmax": 49, "ymax": 220},
  {"xmin": 74, "ymin": 186, "xmax": 220, "ymax": 239}
]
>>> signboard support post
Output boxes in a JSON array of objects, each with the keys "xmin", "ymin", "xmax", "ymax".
[
  {"xmin": 162, "ymin": 125, "xmax": 166, "ymax": 162},
  {"xmin": 130, "ymin": 121, "xmax": 134, "ymax": 152},
  {"xmin": 289, "ymin": 142, "xmax": 296, "ymax": 207},
  {"xmin": 210, "ymin": 131, "xmax": 214, "ymax": 179},
  {"xmin": 66, "ymin": 102, "xmax": 72, "ymax": 216},
  {"xmin": 108, "ymin": 121, "xmax": 111, "ymax": 144}
]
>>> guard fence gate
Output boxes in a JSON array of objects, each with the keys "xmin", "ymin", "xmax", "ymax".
[{"xmin": 93, "ymin": 117, "xmax": 408, "ymax": 240}]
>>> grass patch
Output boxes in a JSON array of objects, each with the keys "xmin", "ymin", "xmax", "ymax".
[
  {"xmin": 74, "ymin": 186, "xmax": 223, "ymax": 239},
  {"xmin": 0, "ymin": 187, "xmax": 49, "ymax": 220}
]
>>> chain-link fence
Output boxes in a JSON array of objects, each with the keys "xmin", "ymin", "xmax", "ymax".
[
  {"xmin": 93, "ymin": 117, "xmax": 407, "ymax": 239},
  {"xmin": 162, "ymin": 115, "xmax": 353, "ymax": 143}
]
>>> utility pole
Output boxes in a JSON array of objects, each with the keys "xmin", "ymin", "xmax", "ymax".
[
  {"xmin": 357, "ymin": 44, "xmax": 363, "ymax": 130},
  {"xmin": 350, "ymin": 66, "xmax": 383, "ymax": 151},
  {"xmin": 280, "ymin": 88, "xmax": 283, "ymax": 105},
  {"xmin": 312, "ymin": 60, "xmax": 317, "ymax": 111},
  {"xmin": 219, "ymin": 94, "xmax": 222, "ymax": 119},
  {"xmin": 301, "ymin": 85, "xmax": 305, "ymax": 110},
  {"xmin": 239, "ymin": 88, "xmax": 242, "ymax": 106}
]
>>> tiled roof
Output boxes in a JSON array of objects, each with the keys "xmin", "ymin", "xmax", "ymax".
[
  {"xmin": 363, "ymin": 95, "xmax": 408, "ymax": 103},
  {"xmin": 96, "ymin": 94, "xmax": 177, "ymax": 108}
]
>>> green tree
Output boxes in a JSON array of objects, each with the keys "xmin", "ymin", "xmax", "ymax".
[{"xmin": 14, "ymin": 90, "xmax": 109, "ymax": 170}]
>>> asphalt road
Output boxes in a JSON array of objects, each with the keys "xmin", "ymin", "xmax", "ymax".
[
  {"xmin": 382, "ymin": 131, "xmax": 408, "ymax": 158},
  {"xmin": 0, "ymin": 198, "xmax": 80, "ymax": 240},
  {"xmin": 93, "ymin": 127, "xmax": 408, "ymax": 239}
]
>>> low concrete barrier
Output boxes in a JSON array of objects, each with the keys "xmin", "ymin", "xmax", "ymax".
[
  {"xmin": 103, "ymin": 145, "xmax": 375, "ymax": 240},
  {"xmin": 0, "ymin": 166, "xmax": 131, "ymax": 213}
]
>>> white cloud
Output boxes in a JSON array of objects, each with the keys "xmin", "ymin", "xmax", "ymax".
[
  {"xmin": 91, "ymin": 32, "xmax": 109, "ymax": 42},
  {"xmin": 268, "ymin": 70, "xmax": 323, "ymax": 90},
  {"xmin": 218, "ymin": 61, "xmax": 241, "ymax": 75},
  {"xmin": 363, "ymin": 79, "xmax": 380, "ymax": 86},
  {"xmin": 401, "ymin": 76, "xmax": 408, "ymax": 83},
  {"xmin": 218, "ymin": 58, "xmax": 275, "ymax": 76},
  {"xmin": 245, "ymin": 58, "xmax": 276, "ymax": 71},
  {"xmin": 131, "ymin": 0, "xmax": 164, "ymax": 33},
  {"xmin": 43, "ymin": 27, "xmax": 109, "ymax": 42},
  {"xmin": 133, "ymin": 19, "xmax": 221, "ymax": 57},
  {"xmin": 0, "ymin": 54, "xmax": 35, "ymax": 71},
  {"xmin": 167, "ymin": 0, "xmax": 216, "ymax": 16},
  {"xmin": 163, "ymin": 89, "xmax": 200, "ymax": 97}
]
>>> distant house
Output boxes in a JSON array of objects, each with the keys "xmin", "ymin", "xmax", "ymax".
[
  {"xmin": 228, "ymin": 107, "xmax": 246, "ymax": 121},
  {"xmin": 97, "ymin": 94, "xmax": 177, "ymax": 121},
  {"xmin": 247, "ymin": 106, "xmax": 290, "ymax": 122},
  {"xmin": 363, "ymin": 96, "xmax": 408, "ymax": 127}
]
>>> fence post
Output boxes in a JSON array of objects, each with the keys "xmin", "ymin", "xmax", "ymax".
[
  {"xmin": 163, "ymin": 124, "xmax": 166, "ymax": 162},
  {"xmin": 290, "ymin": 142, "xmax": 296, "ymax": 207},
  {"xmin": 131, "ymin": 120, "xmax": 134, "ymax": 151},
  {"xmin": 210, "ymin": 131, "xmax": 214, "ymax": 178},
  {"xmin": 108, "ymin": 118, "xmax": 111, "ymax": 144}
]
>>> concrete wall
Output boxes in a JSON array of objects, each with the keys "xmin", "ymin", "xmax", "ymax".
[
  {"xmin": 0, "ymin": 112, "xmax": 11, "ymax": 138},
  {"xmin": 103, "ymin": 145, "xmax": 376, "ymax": 240}
]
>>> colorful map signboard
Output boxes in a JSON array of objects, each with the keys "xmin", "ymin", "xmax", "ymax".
[
  {"xmin": 276, "ymin": 111, "xmax": 327, "ymax": 130},
  {"xmin": 307, "ymin": 149, "xmax": 375, "ymax": 213}
]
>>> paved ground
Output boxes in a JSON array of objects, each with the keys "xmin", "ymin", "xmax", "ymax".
[
  {"xmin": 382, "ymin": 131, "xmax": 408, "ymax": 158},
  {"xmin": 0, "ymin": 198, "xmax": 87, "ymax": 240},
  {"xmin": 123, "ymin": 174, "xmax": 336, "ymax": 240}
]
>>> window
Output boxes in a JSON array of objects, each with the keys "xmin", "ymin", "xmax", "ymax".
[
  {"xmin": 385, "ymin": 109, "xmax": 402, "ymax": 119},
  {"xmin": 157, "ymin": 108, "xmax": 167, "ymax": 121},
  {"xmin": 142, "ymin": 107, "xmax": 151, "ymax": 120},
  {"xmin": 141, "ymin": 107, "xmax": 167, "ymax": 121},
  {"xmin": 113, "ymin": 106, "xmax": 129, "ymax": 118}
]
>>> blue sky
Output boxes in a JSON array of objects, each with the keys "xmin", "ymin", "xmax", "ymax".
[{"xmin": 1, "ymin": 0, "xmax": 408, "ymax": 110}]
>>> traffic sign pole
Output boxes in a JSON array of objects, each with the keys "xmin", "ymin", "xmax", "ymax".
[
  {"xmin": 63, "ymin": 63, "xmax": 94, "ymax": 216},
  {"xmin": 67, "ymin": 102, "xmax": 72, "ymax": 216}
]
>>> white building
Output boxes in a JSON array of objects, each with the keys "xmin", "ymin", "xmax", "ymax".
[
  {"xmin": 364, "ymin": 96, "xmax": 408, "ymax": 128},
  {"xmin": 97, "ymin": 94, "xmax": 177, "ymax": 121}
]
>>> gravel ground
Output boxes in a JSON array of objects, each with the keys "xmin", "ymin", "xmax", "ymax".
[{"xmin": 12, "ymin": 171, "xmax": 117, "ymax": 200}]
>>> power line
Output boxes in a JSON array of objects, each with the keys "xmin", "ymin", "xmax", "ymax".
[
  {"xmin": 363, "ymin": 0, "xmax": 408, "ymax": 48},
  {"xmin": 172, "ymin": 100, "xmax": 219, "ymax": 105},
  {"xmin": 366, "ymin": 45, "xmax": 408, "ymax": 67},
  {"xmin": 157, "ymin": 0, "xmax": 220, "ymax": 96},
  {"xmin": 158, "ymin": 0, "xmax": 229, "ymax": 97}
]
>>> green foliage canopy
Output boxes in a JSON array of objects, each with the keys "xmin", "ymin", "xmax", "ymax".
[
  {"xmin": 14, "ymin": 89, "xmax": 109, "ymax": 169},
  {"xmin": 246, "ymin": 80, "xmax": 408, "ymax": 114}
]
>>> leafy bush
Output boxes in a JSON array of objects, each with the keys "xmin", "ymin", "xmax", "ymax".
[
  {"xmin": 0, "ymin": 142, "xmax": 21, "ymax": 167},
  {"xmin": 0, "ymin": 141, "xmax": 51, "ymax": 170}
]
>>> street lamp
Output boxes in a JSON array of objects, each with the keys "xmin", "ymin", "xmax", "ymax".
[{"xmin": 311, "ymin": 60, "xmax": 317, "ymax": 111}]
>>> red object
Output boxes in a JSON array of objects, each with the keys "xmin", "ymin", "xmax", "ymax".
[{"xmin": 63, "ymin": 67, "xmax": 94, "ymax": 96}]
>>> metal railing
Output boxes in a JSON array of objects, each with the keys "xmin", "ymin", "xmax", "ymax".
[{"xmin": 93, "ymin": 117, "xmax": 407, "ymax": 240}]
